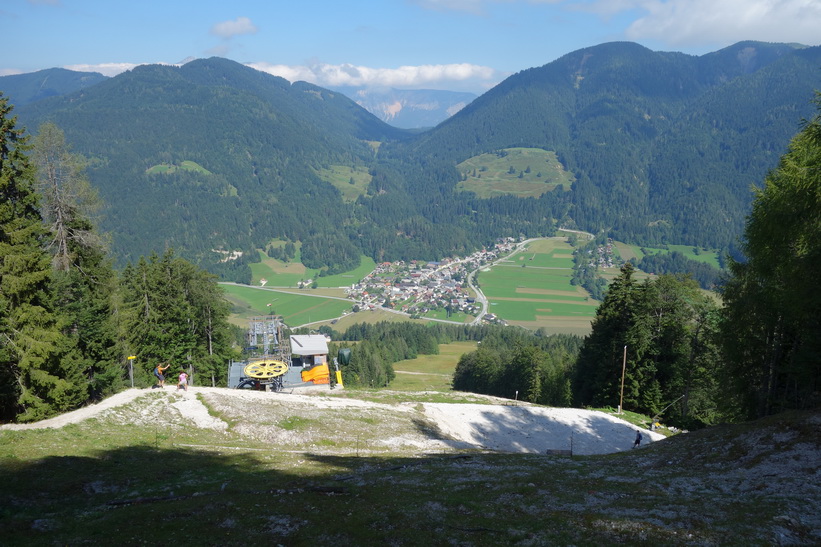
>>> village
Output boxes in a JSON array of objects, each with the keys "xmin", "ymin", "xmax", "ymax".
[{"xmin": 343, "ymin": 237, "xmax": 521, "ymax": 323}]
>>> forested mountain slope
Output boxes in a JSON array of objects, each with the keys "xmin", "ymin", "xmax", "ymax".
[
  {"xmin": 392, "ymin": 41, "xmax": 821, "ymax": 248},
  {"xmin": 14, "ymin": 58, "xmax": 410, "ymax": 275},
  {"xmin": 7, "ymin": 43, "xmax": 820, "ymax": 278},
  {"xmin": 0, "ymin": 68, "xmax": 107, "ymax": 106}
]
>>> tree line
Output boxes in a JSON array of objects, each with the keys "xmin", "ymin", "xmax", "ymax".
[{"xmin": 0, "ymin": 97, "xmax": 239, "ymax": 422}]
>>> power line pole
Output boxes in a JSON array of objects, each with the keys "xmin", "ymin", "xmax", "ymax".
[{"xmin": 619, "ymin": 345, "xmax": 627, "ymax": 414}]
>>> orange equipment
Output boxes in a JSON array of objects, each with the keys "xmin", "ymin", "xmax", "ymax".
[{"xmin": 300, "ymin": 364, "xmax": 330, "ymax": 384}]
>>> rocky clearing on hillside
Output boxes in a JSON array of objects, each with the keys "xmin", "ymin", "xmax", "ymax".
[
  {"xmin": 3, "ymin": 387, "xmax": 819, "ymax": 544},
  {"xmin": 2, "ymin": 386, "xmax": 665, "ymax": 456}
]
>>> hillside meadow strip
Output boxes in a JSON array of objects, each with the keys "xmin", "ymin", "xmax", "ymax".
[
  {"xmin": 477, "ymin": 238, "xmax": 597, "ymax": 333},
  {"xmin": 220, "ymin": 284, "xmax": 352, "ymax": 327}
]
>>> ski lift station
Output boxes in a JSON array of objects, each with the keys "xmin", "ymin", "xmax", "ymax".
[{"xmin": 227, "ymin": 316, "xmax": 341, "ymax": 391}]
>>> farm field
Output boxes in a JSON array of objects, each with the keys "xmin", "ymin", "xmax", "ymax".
[
  {"xmin": 250, "ymin": 252, "xmax": 377, "ymax": 288},
  {"xmin": 478, "ymin": 237, "xmax": 597, "ymax": 335},
  {"xmin": 614, "ymin": 241, "xmax": 721, "ymax": 268},
  {"xmin": 221, "ymin": 284, "xmax": 353, "ymax": 328},
  {"xmin": 390, "ymin": 341, "xmax": 477, "ymax": 391},
  {"xmin": 232, "ymin": 237, "xmax": 601, "ymax": 334}
]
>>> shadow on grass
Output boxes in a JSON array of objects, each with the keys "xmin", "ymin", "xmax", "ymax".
[
  {"xmin": 3, "ymin": 442, "xmax": 541, "ymax": 545},
  {"xmin": 2, "ymin": 410, "xmax": 815, "ymax": 545}
]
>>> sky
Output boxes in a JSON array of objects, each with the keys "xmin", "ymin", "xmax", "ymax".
[{"xmin": 2, "ymin": 0, "xmax": 820, "ymax": 94}]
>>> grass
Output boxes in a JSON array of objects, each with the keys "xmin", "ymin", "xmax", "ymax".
[
  {"xmin": 616, "ymin": 242, "xmax": 722, "ymax": 269},
  {"xmin": 249, "ymin": 251, "xmax": 376, "ymax": 289},
  {"xmin": 1, "ymin": 391, "xmax": 815, "ymax": 545},
  {"xmin": 314, "ymin": 307, "xmax": 431, "ymax": 332},
  {"xmin": 145, "ymin": 160, "xmax": 212, "ymax": 176},
  {"xmin": 221, "ymin": 284, "xmax": 353, "ymax": 327},
  {"xmin": 314, "ymin": 164, "xmax": 372, "ymax": 203},
  {"xmin": 456, "ymin": 147, "xmax": 575, "ymax": 198},
  {"xmin": 390, "ymin": 341, "xmax": 477, "ymax": 391},
  {"xmin": 224, "ymin": 249, "xmax": 375, "ymax": 329},
  {"xmin": 278, "ymin": 415, "xmax": 316, "ymax": 430},
  {"xmin": 476, "ymin": 237, "xmax": 597, "ymax": 333}
]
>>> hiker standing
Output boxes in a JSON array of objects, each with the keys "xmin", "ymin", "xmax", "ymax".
[
  {"xmin": 632, "ymin": 429, "xmax": 643, "ymax": 449},
  {"xmin": 177, "ymin": 371, "xmax": 188, "ymax": 391},
  {"xmin": 153, "ymin": 363, "xmax": 171, "ymax": 388}
]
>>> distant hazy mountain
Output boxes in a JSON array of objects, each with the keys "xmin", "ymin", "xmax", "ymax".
[
  {"xmin": 332, "ymin": 87, "xmax": 477, "ymax": 129},
  {"xmin": 0, "ymin": 68, "xmax": 107, "ymax": 106}
]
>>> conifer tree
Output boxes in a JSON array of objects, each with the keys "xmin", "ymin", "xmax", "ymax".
[
  {"xmin": 0, "ymin": 95, "xmax": 68, "ymax": 421},
  {"xmin": 720, "ymin": 94, "xmax": 821, "ymax": 419},
  {"xmin": 510, "ymin": 345, "xmax": 544, "ymax": 403},
  {"xmin": 573, "ymin": 262, "xmax": 637, "ymax": 409},
  {"xmin": 119, "ymin": 249, "xmax": 235, "ymax": 386},
  {"xmin": 33, "ymin": 122, "xmax": 123, "ymax": 400}
]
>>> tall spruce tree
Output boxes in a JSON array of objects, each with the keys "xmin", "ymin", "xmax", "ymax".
[
  {"xmin": 573, "ymin": 262, "xmax": 721, "ymax": 425},
  {"xmin": 0, "ymin": 94, "xmax": 71, "ymax": 421},
  {"xmin": 627, "ymin": 274, "xmax": 720, "ymax": 424},
  {"xmin": 119, "ymin": 249, "xmax": 235, "ymax": 386},
  {"xmin": 573, "ymin": 262, "xmax": 637, "ymax": 409},
  {"xmin": 33, "ymin": 122, "xmax": 123, "ymax": 400},
  {"xmin": 720, "ymin": 94, "xmax": 821, "ymax": 419},
  {"xmin": 506, "ymin": 345, "xmax": 544, "ymax": 403}
]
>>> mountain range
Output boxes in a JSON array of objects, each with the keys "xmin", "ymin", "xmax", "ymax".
[
  {"xmin": 330, "ymin": 86, "xmax": 477, "ymax": 129},
  {"xmin": 1, "ymin": 68, "xmax": 474, "ymax": 130},
  {"xmin": 3, "ymin": 41, "xmax": 820, "ymax": 281}
]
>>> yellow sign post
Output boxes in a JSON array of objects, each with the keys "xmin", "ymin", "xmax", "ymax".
[{"xmin": 127, "ymin": 355, "xmax": 136, "ymax": 388}]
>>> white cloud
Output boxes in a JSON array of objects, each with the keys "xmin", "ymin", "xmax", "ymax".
[
  {"xmin": 210, "ymin": 16, "xmax": 258, "ymax": 39},
  {"xmin": 623, "ymin": 0, "xmax": 821, "ymax": 47},
  {"xmin": 248, "ymin": 61, "xmax": 500, "ymax": 90},
  {"xmin": 41, "ymin": 60, "xmax": 499, "ymax": 92},
  {"xmin": 63, "ymin": 62, "xmax": 140, "ymax": 77},
  {"xmin": 412, "ymin": 0, "xmax": 821, "ymax": 47},
  {"xmin": 564, "ymin": 0, "xmax": 821, "ymax": 47}
]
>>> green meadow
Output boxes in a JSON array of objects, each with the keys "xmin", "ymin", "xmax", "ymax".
[
  {"xmin": 145, "ymin": 160, "xmax": 212, "ymax": 175},
  {"xmin": 456, "ymin": 147, "xmax": 574, "ymax": 198},
  {"xmin": 249, "ymin": 251, "xmax": 376, "ymax": 288},
  {"xmin": 221, "ymin": 284, "xmax": 353, "ymax": 327},
  {"xmin": 314, "ymin": 164, "xmax": 372, "ymax": 203},
  {"xmin": 390, "ymin": 341, "xmax": 478, "ymax": 391},
  {"xmin": 616, "ymin": 242, "xmax": 721, "ymax": 268},
  {"xmin": 421, "ymin": 309, "xmax": 473, "ymax": 323},
  {"xmin": 477, "ymin": 238, "xmax": 597, "ymax": 335}
]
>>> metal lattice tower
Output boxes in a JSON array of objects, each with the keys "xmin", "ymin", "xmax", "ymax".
[{"xmin": 247, "ymin": 315, "xmax": 288, "ymax": 361}]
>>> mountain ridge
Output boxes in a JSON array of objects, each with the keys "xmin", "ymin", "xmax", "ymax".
[
  {"xmin": 0, "ymin": 67, "xmax": 107, "ymax": 106},
  {"xmin": 394, "ymin": 40, "xmax": 821, "ymax": 248},
  {"xmin": 6, "ymin": 41, "xmax": 820, "ymax": 279}
]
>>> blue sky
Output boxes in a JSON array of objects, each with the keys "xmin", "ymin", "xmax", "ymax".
[{"xmin": 2, "ymin": 0, "xmax": 820, "ymax": 93}]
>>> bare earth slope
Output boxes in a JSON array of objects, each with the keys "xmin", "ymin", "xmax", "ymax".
[
  {"xmin": 1, "ymin": 386, "xmax": 664, "ymax": 455},
  {"xmin": 2, "ymin": 387, "xmax": 818, "ymax": 544}
]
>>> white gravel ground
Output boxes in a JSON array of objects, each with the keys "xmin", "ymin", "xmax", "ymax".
[{"xmin": 1, "ymin": 386, "xmax": 664, "ymax": 455}]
